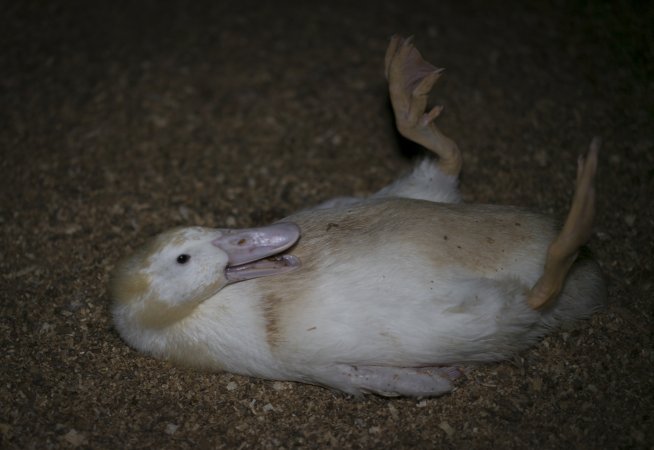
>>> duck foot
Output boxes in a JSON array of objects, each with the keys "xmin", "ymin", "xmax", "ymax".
[
  {"xmin": 385, "ymin": 35, "xmax": 462, "ymax": 177},
  {"xmin": 330, "ymin": 364, "xmax": 459, "ymax": 397}
]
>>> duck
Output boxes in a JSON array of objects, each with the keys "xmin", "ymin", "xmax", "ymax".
[{"xmin": 109, "ymin": 36, "xmax": 605, "ymax": 397}]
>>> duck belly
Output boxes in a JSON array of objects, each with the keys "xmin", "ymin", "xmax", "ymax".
[{"xmin": 269, "ymin": 257, "xmax": 543, "ymax": 369}]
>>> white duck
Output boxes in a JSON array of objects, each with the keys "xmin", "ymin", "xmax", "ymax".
[{"xmin": 110, "ymin": 36, "xmax": 605, "ymax": 397}]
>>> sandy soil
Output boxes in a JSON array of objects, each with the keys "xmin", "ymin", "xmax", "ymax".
[{"xmin": 1, "ymin": 1, "xmax": 652, "ymax": 448}]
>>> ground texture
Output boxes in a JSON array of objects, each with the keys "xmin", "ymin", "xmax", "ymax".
[{"xmin": 1, "ymin": 1, "xmax": 653, "ymax": 448}]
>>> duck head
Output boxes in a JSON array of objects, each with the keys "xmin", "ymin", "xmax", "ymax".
[{"xmin": 110, "ymin": 223, "xmax": 301, "ymax": 329}]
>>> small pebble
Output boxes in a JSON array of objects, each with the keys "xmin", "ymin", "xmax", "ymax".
[
  {"xmin": 63, "ymin": 429, "xmax": 86, "ymax": 447},
  {"xmin": 439, "ymin": 421, "xmax": 454, "ymax": 438},
  {"xmin": 262, "ymin": 403, "xmax": 275, "ymax": 413},
  {"xmin": 387, "ymin": 404, "xmax": 399, "ymax": 420},
  {"xmin": 272, "ymin": 381, "xmax": 288, "ymax": 391}
]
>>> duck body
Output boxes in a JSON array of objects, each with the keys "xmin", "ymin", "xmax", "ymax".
[{"xmin": 111, "ymin": 197, "xmax": 604, "ymax": 396}]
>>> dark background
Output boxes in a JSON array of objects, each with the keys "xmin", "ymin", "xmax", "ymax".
[{"xmin": 1, "ymin": 0, "xmax": 652, "ymax": 448}]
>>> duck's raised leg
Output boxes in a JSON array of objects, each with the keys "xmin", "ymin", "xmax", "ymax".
[
  {"xmin": 385, "ymin": 35, "xmax": 462, "ymax": 178},
  {"xmin": 374, "ymin": 35, "xmax": 462, "ymax": 204},
  {"xmin": 528, "ymin": 138, "xmax": 600, "ymax": 310}
]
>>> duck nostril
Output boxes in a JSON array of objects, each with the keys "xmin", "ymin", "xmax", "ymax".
[{"xmin": 176, "ymin": 254, "xmax": 191, "ymax": 264}]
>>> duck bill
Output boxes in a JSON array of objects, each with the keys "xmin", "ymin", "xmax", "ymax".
[
  {"xmin": 212, "ymin": 222, "xmax": 302, "ymax": 282},
  {"xmin": 223, "ymin": 254, "xmax": 301, "ymax": 283}
]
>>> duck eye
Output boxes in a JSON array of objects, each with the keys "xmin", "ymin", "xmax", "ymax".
[{"xmin": 176, "ymin": 254, "xmax": 191, "ymax": 264}]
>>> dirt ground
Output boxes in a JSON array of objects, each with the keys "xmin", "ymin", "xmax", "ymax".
[{"xmin": 1, "ymin": 0, "xmax": 652, "ymax": 448}]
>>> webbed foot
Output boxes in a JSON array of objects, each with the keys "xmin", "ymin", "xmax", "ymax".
[
  {"xmin": 385, "ymin": 35, "xmax": 462, "ymax": 177},
  {"xmin": 332, "ymin": 364, "xmax": 460, "ymax": 397}
]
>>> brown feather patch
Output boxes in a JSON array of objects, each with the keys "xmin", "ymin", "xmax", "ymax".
[{"xmin": 262, "ymin": 293, "xmax": 284, "ymax": 349}]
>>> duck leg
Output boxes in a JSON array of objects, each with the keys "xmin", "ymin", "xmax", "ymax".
[
  {"xmin": 528, "ymin": 138, "xmax": 600, "ymax": 310},
  {"xmin": 385, "ymin": 35, "xmax": 462, "ymax": 178}
]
